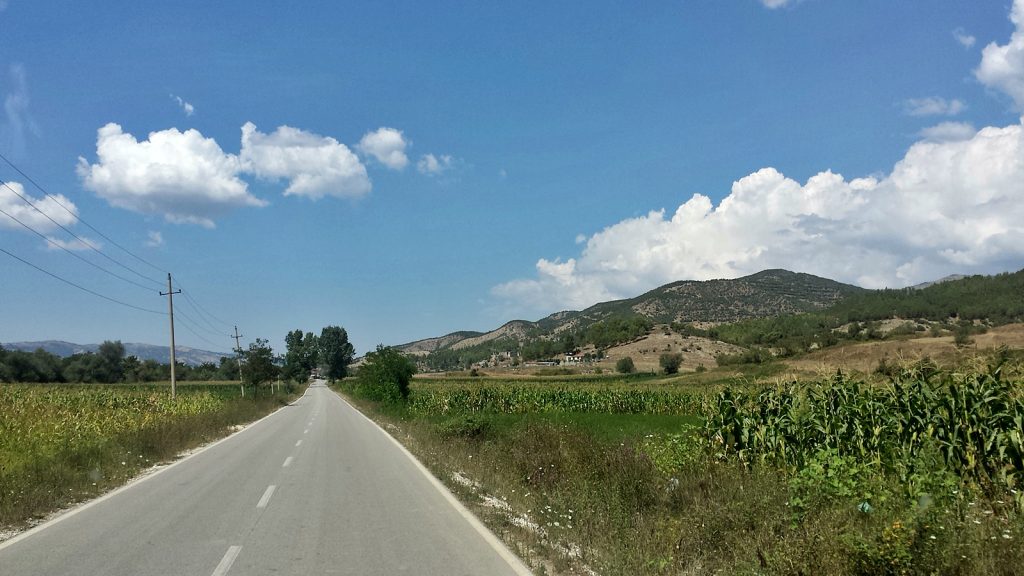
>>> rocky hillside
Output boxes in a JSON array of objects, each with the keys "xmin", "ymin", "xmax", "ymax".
[{"xmin": 398, "ymin": 269, "xmax": 863, "ymax": 355}]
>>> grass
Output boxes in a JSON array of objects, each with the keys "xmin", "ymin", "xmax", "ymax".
[
  {"xmin": 0, "ymin": 382, "xmax": 301, "ymax": 529},
  {"xmin": 337, "ymin": 361, "xmax": 1024, "ymax": 575}
]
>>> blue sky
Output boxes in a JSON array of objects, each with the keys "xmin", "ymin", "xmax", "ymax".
[{"xmin": 2, "ymin": 0, "xmax": 1023, "ymax": 356}]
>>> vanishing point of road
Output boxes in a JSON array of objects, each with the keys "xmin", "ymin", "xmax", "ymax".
[{"xmin": 0, "ymin": 382, "xmax": 532, "ymax": 575}]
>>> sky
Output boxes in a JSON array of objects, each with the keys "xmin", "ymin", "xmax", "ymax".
[{"xmin": 1, "ymin": 0, "xmax": 1023, "ymax": 357}]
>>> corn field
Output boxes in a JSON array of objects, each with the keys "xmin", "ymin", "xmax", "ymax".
[
  {"xmin": 0, "ymin": 384, "xmax": 264, "ymax": 525},
  {"xmin": 706, "ymin": 365, "xmax": 1024, "ymax": 499},
  {"xmin": 407, "ymin": 379, "xmax": 703, "ymax": 415}
]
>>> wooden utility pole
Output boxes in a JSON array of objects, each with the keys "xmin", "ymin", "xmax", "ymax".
[
  {"xmin": 160, "ymin": 273, "xmax": 181, "ymax": 400},
  {"xmin": 233, "ymin": 325, "xmax": 245, "ymax": 397}
]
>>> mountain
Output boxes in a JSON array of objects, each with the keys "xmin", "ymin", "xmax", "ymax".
[
  {"xmin": 398, "ymin": 269, "xmax": 864, "ymax": 354},
  {"xmin": 910, "ymin": 274, "xmax": 966, "ymax": 290},
  {"xmin": 0, "ymin": 340, "xmax": 229, "ymax": 366}
]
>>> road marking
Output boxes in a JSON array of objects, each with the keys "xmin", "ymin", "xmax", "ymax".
[
  {"xmin": 295, "ymin": 440, "xmax": 303, "ymax": 447},
  {"xmin": 211, "ymin": 545, "xmax": 242, "ymax": 576},
  {"xmin": 282, "ymin": 456, "xmax": 293, "ymax": 468},
  {"xmin": 304, "ymin": 429, "xmax": 309, "ymax": 434},
  {"xmin": 330, "ymin": 390, "xmax": 534, "ymax": 576},
  {"xmin": 256, "ymin": 485, "xmax": 276, "ymax": 509}
]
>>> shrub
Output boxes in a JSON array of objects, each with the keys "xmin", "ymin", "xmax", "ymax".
[
  {"xmin": 659, "ymin": 353, "xmax": 683, "ymax": 374},
  {"xmin": 615, "ymin": 356, "xmax": 636, "ymax": 374},
  {"xmin": 355, "ymin": 345, "xmax": 417, "ymax": 404}
]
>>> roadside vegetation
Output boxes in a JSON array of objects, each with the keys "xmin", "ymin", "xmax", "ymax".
[
  {"xmin": 337, "ymin": 347, "xmax": 1024, "ymax": 575},
  {"xmin": 0, "ymin": 383, "xmax": 301, "ymax": 529}
]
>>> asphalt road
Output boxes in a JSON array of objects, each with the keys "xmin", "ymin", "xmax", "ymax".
[{"xmin": 0, "ymin": 382, "xmax": 532, "ymax": 575}]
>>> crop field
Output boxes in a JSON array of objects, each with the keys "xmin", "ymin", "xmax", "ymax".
[
  {"xmin": 0, "ymin": 383, "xmax": 292, "ymax": 528},
  {"xmin": 407, "ymin": 376, "xmax": 704, "ymax": 416},
  {"xmin": 345, "ymin": 355, "xmax": 1024, "ymax": 575}
]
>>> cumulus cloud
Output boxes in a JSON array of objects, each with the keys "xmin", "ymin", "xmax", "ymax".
[
  {"xmin": 240, "ymin": 122, "xmax": 370, "ymax": 199},
  {"xmin": 0, "ymin": 181, "xmax": 79, "ymax": 233},
  {"xmin": 357, "ymin": 127, "xmax": 409, "ymax": 170},
  {"xmin": 170, "ymin": 94, "xmax": 195, "ymax": 116},
  {"xmin": 903, "ymin": 97, "xmax": 966, "ymax": 117},
  {"xmin": 918, "ymin": 121, "xmax": 977, "ymax": 142},
  {"xmin": 77, "ymin": 123, "xmax": 265, "ymax": 228},
  {"xmin": 417, "ymin": 153, "xmax": 453, "ymax": 175},
  {"xmin": 1, "ymin": 64, "xmax": 40, "ymax": 157},
  {"xmin": 954, "ymin": 27, "xmax": 976, "ymax": 49},
  {"xmin": 494, "ymin": 120, "xmax": 1024, "ymax": 314},
  {"xmin": 975, "ymin": 0, "xmax": 1024, "ymax": 110},
  {"xmin": 145, "ymin": 231, "xmax": 164, "ymax": 247}
]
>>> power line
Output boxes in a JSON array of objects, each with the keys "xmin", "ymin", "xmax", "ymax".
[
  {"xmin": 0, "ymin": 151, "xmax": 166, "ymax": 275},
  {"xmin": 0, "ymin": 245, "xmax": 166, "ymax": 315},
  {"xmin": 173, "ymin": 313, "xmax": 234, "ymax": 354},
  {"xmin": 0, "ymin": 178, "xmax": 163, "ymax": 288},
  {"xmin": 0, "ymin": 205, "xmax": 158, "ymax": 292},
  {"xmin": 174, "ymin": 279, "xmax": 234, "ymax": 331}
]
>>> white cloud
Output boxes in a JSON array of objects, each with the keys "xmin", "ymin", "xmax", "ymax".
[
  {"xmin": 417, "ymin": 153, "xmax": 453, "ymax": 175},
  {"xmin": 494, "ymin": 119, "xmax": 1024, "ymax": 314},
  {"xmin": 976, "ymin": 0, "xmax": 1024, "ymax": 111},
  {"xmin": 903, "ymin": 97, "xmax": 966, "ymax": 117},
  {"xmin": 145, "ymin": 231, "xmax": 163, "ymax": 247},
  {"xmin": 1, "ymin": 64, "xmax": 40, "ymax": 157},
  {"xmin": 0, "ymin": 181, "xmax": 79, "ymax": 233},
  {"xmin": 240, "ymin": 122, "xmax": 370, "ymax": 199},
  {"xmin": 77, "ymin": 123, "xmax": 265, "ymax": 228},
  {"xmin": 953, "ymin": 27, "xmax": 976, "ymax": 49},
  {"xmin": 918, "ymin": 121, "xmax": 977, "ymax": 142},
  {"xmin": 45, "ymin": 236, "xmax": 101, "ymax": 252},
  {"xmin": 170, "ymin": 94, "xmax": 195, "ymax": 116},
  {"xmin": 760, "ymin": 0, "xmax": 797, "ymax": 8},
  {"xmin": 357, "ymin": 127, "xmax": 409, "ymax": 170}
]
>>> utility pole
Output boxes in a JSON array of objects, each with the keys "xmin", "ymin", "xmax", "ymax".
[
  {"xmin": 233, "ymin": 325, "xmax": 245, "ymax": 397},
  {"xmin": 160, "ymin": 273, "xmax": 181, "ymax": 400}
]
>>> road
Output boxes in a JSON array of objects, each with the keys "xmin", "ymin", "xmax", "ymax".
[{"xmin": 0, "ymin": 382, "xmax": 532, "ymax": 575}]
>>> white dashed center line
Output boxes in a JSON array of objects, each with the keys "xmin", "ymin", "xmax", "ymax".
[
  {"xmin": 295, "ymin": 440, "xmax": 303, "ymax": 447},
  {"xmin": 211, "ymin": 545, "xmax": 242, "ymax": 576},
  {"xmin": 256, "ymin": 485, "xmax": 276, "ymax": 509},
  {"xmin": 282, "ymin": 456, "xmax": 293, "ymax": 468}
]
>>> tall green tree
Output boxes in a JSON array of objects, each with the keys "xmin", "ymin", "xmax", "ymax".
[
  {"xmin": 319, "ymin": 325, "xmax": 355, "ymax": 381},
  {"xmin": 242, "ymin": 338, "xmax": 278, "ymax": 391},
  {"xmin": 281, "ymin": 329, "xmax": 307, "ymax": 383}
]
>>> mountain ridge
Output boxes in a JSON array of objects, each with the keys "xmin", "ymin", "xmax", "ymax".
[
  {"xmin": 398, "ymin": 269, "xmax": 864, "ymax": 355},
  {"xmin": 0, "ymin": 340, "xmax": 229, "ymax": 367}
]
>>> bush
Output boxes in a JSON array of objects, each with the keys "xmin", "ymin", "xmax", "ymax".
[
  {"xmin": 659, "ymin": 353, "xmax": 683, "ymax": 374},
  {"xmin": 355, "ymin": 345, "xmax": 417, "ymax": 404},
  {"xmin": 615, "ymin": 356, "xmax": 636, "ymax": 374}
]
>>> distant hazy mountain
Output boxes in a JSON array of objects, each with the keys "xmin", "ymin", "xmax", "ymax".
[
  {"xmin": 0, "ymin": 340, "xmax": 229, "ymax": 366},
  {"xmin": 398, "ymin": 269, "xmax": 864, "ymax": 354}
]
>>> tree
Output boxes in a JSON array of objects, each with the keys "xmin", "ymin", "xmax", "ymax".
[
  {"xmin": 319, "ymin": 325, "xmax": 355, "ymax": 381},
  {"xmin": 242, "ymin": 338, "xmax": 278, "ymax": 391},
  {"xmin": 356, "ymin": 345, "xmax": 417, "ymax": 403},
  {"xmin": 615, "ymin": 356, "xmax": 636, "ymax": 374},
  {"xmin": 659, "ymin": 352, "xmax": 683, "ymax": 375},
  {"xmin": 281, "ymin": 329, "xmax": 308, "ymax": 383},
  {"xmin": 97, "ymin": 340, "xmax": 126, "ymax": 382}
]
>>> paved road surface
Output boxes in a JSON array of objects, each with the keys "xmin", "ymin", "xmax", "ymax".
[{"xmin": 0, "ymin": 382, "xmax": 531, "ymax": 575}]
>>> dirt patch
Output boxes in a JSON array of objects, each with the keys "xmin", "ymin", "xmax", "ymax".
[
  {"xmin": 595, "ymin": 329, "xmax": 745, "ymax": 373},
  {"xmin": 785, "ymin": 323, "xmax": 1024, "ymax": 375}
]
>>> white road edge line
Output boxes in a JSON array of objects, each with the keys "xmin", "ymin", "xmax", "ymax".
[
  {"xmin": 0, "ymin": 387, "xmax": 312, "ymax": 553},
  {"xmin": 211, "ymin": 545, "xmax": 242, "ymax": 576},
  {"xmin": 256, "ymin": 485, "xmax": 276, "ymax": 509},
  {"xmin": 282, "ymin": 456, "xmax": 293, "ymax": 468},
  {"xmin": 329, "ymin": 390, "xmax": 534, "ymax": 576}
]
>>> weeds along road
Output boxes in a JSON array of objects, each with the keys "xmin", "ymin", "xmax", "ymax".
[{"xmin": 0, "ymin": 381, "xmax": 531, "ymax": 576}]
